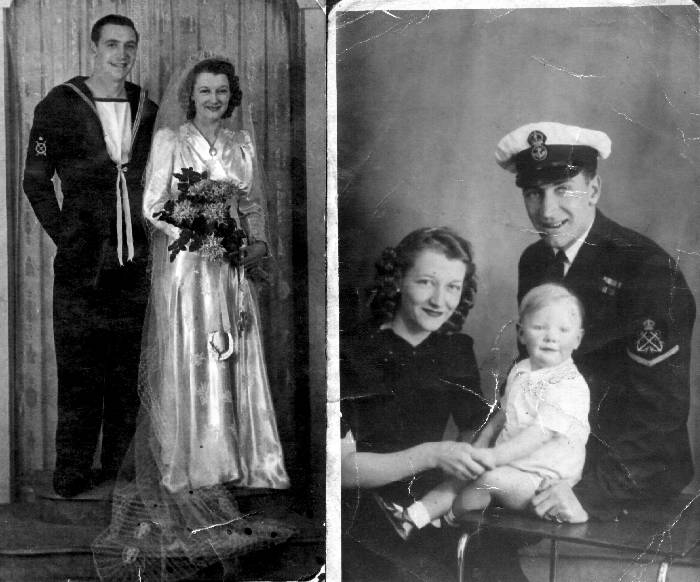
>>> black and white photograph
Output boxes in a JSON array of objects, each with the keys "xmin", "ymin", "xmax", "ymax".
[
  {"xmin": 3, "ymin": 0, "xmax": 700, "ymax": 580},
  {"xmin": 331, "ymin": 1, "xmax": 700, "ymax": 580},
  {"xmin": 1, "ymin": 1, "xmax": 326, "ymax": 580}
]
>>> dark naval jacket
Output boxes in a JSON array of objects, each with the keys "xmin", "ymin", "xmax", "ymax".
[
  {"xmin": 518, "ymin": 210, "xmax": 696, "ymax": 512},
  {"xmin": 23, "ymin": 76, "xmax": 158, "ymax": 286}
]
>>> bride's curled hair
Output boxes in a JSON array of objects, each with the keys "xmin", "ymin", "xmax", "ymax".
[
  {"xmin": 178, "ymin": 57, "xmax": 243, "ymax": 120},
  {"xmin": 368, "ymin": 226, "xmax": 477, "ymax": 333}
]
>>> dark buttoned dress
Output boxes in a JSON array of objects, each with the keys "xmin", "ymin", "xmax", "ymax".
[{"xmin": 341, "ymin": 324, "xmax": 487, "ymax": 581}]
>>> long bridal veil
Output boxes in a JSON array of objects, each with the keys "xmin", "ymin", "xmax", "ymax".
[{"xmin": 92, "ymin": 54, "xmax": 294, "ymax": 582}]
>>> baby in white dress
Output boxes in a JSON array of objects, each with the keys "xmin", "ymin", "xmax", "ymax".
[{"xmin": 394, "ymin": 283, "xmax": 590, "ymax": 536}]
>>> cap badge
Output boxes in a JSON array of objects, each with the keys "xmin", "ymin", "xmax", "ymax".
[{"xmin": 527, "ymin": 130, "xmax": 548, "ymax": 162}]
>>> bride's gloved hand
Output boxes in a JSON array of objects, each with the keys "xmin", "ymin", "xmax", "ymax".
[
  {"xmin": 240, "ymin": 241, "xmax": 270, "ymax": 282},
  {"xmin": 242, "ymin": 241, "xmax": 267, "ymax": 266}
]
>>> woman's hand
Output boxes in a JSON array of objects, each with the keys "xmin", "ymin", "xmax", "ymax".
[
  {"xmin": 470, "ymin": 447, "xmax": 496, "ymax": 471},
  {"xmin": 530, "ymin": 478, "xmax": 589, "ymax": 523},
  {"xmin": 340, "ymin": 436, "xmax": 492, "ymax": 489},
  {"xmin": 431, "ymin": 441, "xmax": 493, "ymax": 481}
]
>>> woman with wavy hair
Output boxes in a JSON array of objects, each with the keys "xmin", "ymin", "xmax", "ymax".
[
  {"xmin": 93, "ymin": 56, "xmax": 292, "ymax": 582},
  {"xmin": 341, "ymin": 226, "xmax": 489, "ymax": 581}
]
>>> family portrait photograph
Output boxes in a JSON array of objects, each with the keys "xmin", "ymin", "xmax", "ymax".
[{"xmin": 330, "ymin": 1, "xmax": 700, "ymax": 581}]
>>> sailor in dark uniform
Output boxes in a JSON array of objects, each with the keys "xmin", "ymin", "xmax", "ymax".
[
  {"xmin": 495, "ymin": 122, "xmax": 696, "ymax": 523},
  {"xmin": 22, "ymin": 15, "xmax": 157, "ymax": 497}
]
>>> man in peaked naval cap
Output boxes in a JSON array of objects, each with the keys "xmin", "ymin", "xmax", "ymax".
[
  {"xmin": 23, "ymin": 14, "xmax": 157, "ymax": 498},
  {"xmin": 497, "ymin": 121, "xmax": 695, "ymax": 524}
]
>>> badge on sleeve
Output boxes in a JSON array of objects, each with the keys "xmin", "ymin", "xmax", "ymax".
[
  {"xmin": 626, "ymin": 318, "xmax": 679, "ymax": 367},
  {"xmin": 34, "ymin": 136, "xmax": 47, "ymax": 157}
]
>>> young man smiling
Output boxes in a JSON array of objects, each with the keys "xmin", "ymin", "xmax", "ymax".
[
  {"xmin": 500, "ymin": 120, "xmax": 696, "ymax": 517},
  {"xmin": 23, "ymin": 14, "xmax": 157, "ymax": 497}
]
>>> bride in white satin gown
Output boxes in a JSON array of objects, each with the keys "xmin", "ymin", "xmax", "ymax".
[
  {"xmin": 141, "ymin": 57, "xmax": 289, "ymax": 494},
  {"xmin": 92, "ymin": 56, "xmax": 293, "ymax": 582}
]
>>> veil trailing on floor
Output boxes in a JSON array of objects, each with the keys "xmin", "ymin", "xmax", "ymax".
[{"xmin": 92, "ymin": 54, "xmax": 294, "ymax": 582}]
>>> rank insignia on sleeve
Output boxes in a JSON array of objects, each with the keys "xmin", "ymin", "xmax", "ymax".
[
  {"xmin": 626, "ymin": 318, "xmax": 679, "ymax": 367},
  {"xmin": 34, "ymin": 136, "xmax": 47, "ymax": 157},
  {"xmin": 600, "ymin": 276, "xmax": 622, "ymax": 296}
]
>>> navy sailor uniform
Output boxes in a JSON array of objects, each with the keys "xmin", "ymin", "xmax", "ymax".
[{"xmin": 22, "ymin": 76, "xmax": 157, "ymax": 495}]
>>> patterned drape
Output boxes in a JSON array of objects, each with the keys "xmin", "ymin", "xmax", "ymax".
[{"xmin": 7, "ymin": 0, "xmax": 302, "ymax": 489}]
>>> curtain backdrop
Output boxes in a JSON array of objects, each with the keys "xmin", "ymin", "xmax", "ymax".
[{"xmin": 7, "ymin": 0, "xmax": 304, "ymax": 490}]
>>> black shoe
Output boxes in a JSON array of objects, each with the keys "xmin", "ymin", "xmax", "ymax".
[
  {"xmin": 53, "ymin": 470, "xmax": 91, "ymax": 498},
  {"xmin": 372, "ymin": 494, "xmax": 414, "ymax": 540},
  {"xmin": 91, "ymin": 467, "xmax": 118, "ymax": 486}
]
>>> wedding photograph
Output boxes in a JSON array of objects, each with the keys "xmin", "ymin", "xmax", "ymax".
[
  {"xmin": 330, "ymin": 1, "xmax": 700, "ymax": 580},
  {"xmin": 0, "ymin": 0, "xmax": 326, "ymax": 580}
]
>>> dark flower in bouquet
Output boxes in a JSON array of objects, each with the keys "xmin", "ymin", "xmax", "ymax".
[{"xmin": 153, "ymin": 167, "xmax": 248, "ymax": 263}]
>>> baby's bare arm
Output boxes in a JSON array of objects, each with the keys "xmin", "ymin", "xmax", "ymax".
[
  {"xmin": 472, "ymin": 409, "xmax": 506, "ymax": 448},
  {"xmin": 490, "ymin": 424, "xmax": 559, "ymax": 466}
]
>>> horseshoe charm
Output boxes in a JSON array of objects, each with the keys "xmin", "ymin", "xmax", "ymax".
[{"xmin": 207, "ymin": 330, "xmax": 236, "ymax": 361}]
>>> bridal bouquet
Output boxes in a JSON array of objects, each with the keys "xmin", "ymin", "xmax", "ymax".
[{"xmin": 153, "ymin": 167, "xmax": 248, "ymax": 263}]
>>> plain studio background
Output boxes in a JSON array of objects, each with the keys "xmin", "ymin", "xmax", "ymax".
[{"xmin": 335, "ymin": 6, "xmax": 700, "ymax": 491}]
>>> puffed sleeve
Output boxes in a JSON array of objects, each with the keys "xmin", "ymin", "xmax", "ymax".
[
  {"xmin": 498, "ymin": 365, "xmax": 519, "ymax": 410},
  {"xmin": 236, "ymin": 131, "xmax": 268, "ymax": 246},
  {"xmin": 339, "ymin": 326, "xmax": 392, "ymax": 448},
  {"xmin": 22, "ymin": 95, "xmax": 62, "ymax": 243},
  {"xmin": 447, "ymin": 334, "xmax": 489, "ymax": 433},
  {"xmin": 538, "ymin": 373, "xmax": 590, "ymax": 443},
  {"xmin": 340, "ymin": 331, "xmax": 376, "ymax": 441},
  {"xmin": 142, "ymin": 128, "xmax": 180, "ymax": 239}
]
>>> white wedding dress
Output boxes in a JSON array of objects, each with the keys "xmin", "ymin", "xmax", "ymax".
[
  {"xmin": 92, "ymin": 58, "xmax": 295, "ymax": 582},
  {"xmin": 141, "ymin": 122, "xmax": 289, "ymax": 493}
]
